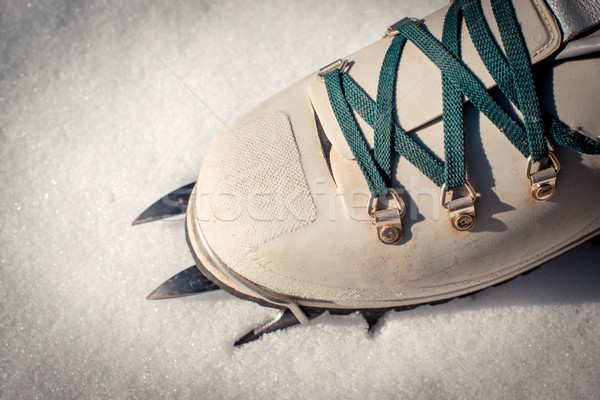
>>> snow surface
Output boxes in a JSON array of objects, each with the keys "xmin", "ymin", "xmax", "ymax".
[{"xmin": 1, "ymin": 0, "xmax": 599, "ymax": 398}]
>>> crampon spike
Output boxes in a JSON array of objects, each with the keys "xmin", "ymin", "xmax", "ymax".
[
  {"xmin": 132, "ymin": 182, "xmax": 195, "ymax": 225},
  {"xmin": 147, "ymin": 265, "xmax": 219, "ymax": 300}
]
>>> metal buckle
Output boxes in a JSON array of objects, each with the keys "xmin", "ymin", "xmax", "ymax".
[
  {"xmin": 318, "ymin": 59, "xmax": 349, "ymax": 81},
  {"xmin": 383, "ymin": 17, "xmax": 422, "ymax": 38},
  {"xmin": 368, "ymin": 188, "xmax": 407, "ymax": 245},
  {"xmin": 441, "ymin": 182, "xmax": 478, "ymax": 231},
  {"xmin": 525, "ymin": 152, "xmax": 560, "ymax": 201}
]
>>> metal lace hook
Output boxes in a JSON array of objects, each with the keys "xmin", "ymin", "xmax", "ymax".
[
  {"xmin": 367, "ymin": 188, "xmax": 407, "ymax": 245},
  {"xmin": 383, "ymin": 17, "xmax": 422, "ymax": 38},
  {"xmin": 318, "ymin": 59, "xmax": 349, "ymax": 82},
  {"xmin": 525, "ymin": 151, "xmax": 560, "ymax": 201},
  {"xmin": 440, "ymin": 181, "xmax": 478, "ymax": 231}
]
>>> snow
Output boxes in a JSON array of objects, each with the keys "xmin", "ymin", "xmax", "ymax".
[{"xmin": 1, "ymin": 0, "xmax": 599, "ymax": 398}]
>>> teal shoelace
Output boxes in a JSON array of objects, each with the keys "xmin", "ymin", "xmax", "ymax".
[{"xmin": 323, "ymin": 0, "xmax": 600, "ymax": 199}]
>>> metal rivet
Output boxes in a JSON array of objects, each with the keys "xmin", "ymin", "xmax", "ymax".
[
  {"xmin": 379, "ymin": 225, "xmax": 401, "ymax": 244},
  {"xmin": 452, "ymin": 213, "xmax": 476, "ymax": 231},
  {"xmin": 534, "ymin": 184, "xmax": 554, "ymax": 201}
]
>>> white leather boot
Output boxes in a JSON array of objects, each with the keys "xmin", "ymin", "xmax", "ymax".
[
  {"xmin": 185, "ymin": 0, "xmax": 600, "ymax": 325},
  {"xmin": 136, "ymin": 0, "xmax": 600, "ymax": 341}
]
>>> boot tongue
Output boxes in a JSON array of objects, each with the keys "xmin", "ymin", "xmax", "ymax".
[{"xmin": 309, "ymin": 0, "xmax": 564, "ymax": 160}]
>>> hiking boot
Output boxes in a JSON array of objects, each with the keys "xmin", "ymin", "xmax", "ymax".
[{"xmin": 137, "ymin": 0, "xmax": 600, "ymax": 343}]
